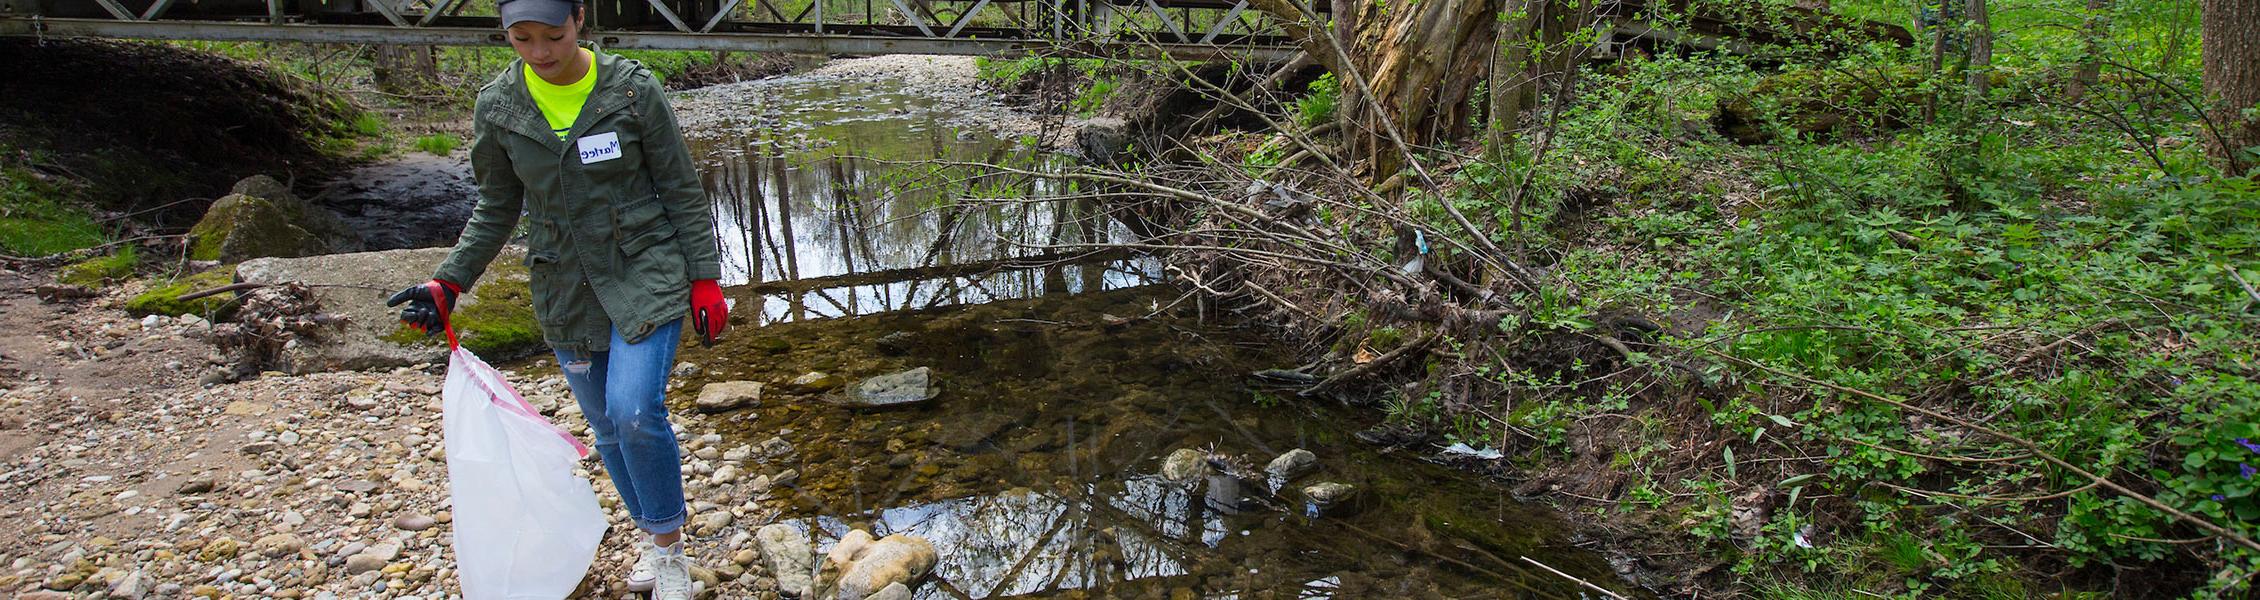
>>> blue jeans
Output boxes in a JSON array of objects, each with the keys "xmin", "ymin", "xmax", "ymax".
[{"xmin": 554, "ymin": 320, "xmax": 687, "ymax": 534}]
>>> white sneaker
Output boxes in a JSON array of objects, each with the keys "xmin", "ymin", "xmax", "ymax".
[
  {"xmin": 626, "ymin": 537, "xmax": 659, "ymax": 592},
  {"xmin": 652, "ymin": 546, "xmax": 695, "ymax": 600}
]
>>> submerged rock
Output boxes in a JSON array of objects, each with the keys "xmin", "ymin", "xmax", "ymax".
[
  {"xmin": 930, "ymin": 411, "xmax": 1015, "ymax": 450},
  {"xmin": 696, "ymin": 381, "xmax": 765, "ymax": 413},
  {"xmin": 1160, "ymin": 448, "xmax": 1210, "ymax": 483},
  {"xmin": 787, "ymin": 371, "xmax": 843, "ymax": 393},
  {"xmin": 1264, "ymin": 448, "xmax": 1318, "ymax": 482},
  {"xmin": 842, "ymin": 367, "xmax": 939, "ymax": 408},
  {"xmin": 1301, "ymin": 481, "xmax": 1359, "ymax": 517},
  {"xmin": 873, "ymin": 331, "xmax": 915, "ymax": 355}
]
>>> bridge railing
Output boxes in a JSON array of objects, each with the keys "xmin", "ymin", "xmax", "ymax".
[{"xmin": 0, "ymin": 0, "xmax": 1309, "ymax": 59}]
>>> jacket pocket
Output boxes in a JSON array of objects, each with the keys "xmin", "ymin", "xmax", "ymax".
[
  {"xmin": 614, "ymin": 196, "xmax": 677, "ymax": 257},
  {"xmin": 521, "ymin": 220, "xmax": 563, "ymax": 267}
]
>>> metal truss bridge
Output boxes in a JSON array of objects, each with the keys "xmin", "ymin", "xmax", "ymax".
[
  {"xmin": 0, "ymin": 0, "xmax": 1905, "ymax": 61},
  {"xmin": 0, "ymin": 0, "xmax": 1313, "ymax": 59}
]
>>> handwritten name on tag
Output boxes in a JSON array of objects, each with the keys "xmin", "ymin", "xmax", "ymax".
[{"xmin": 577, "ymin": 132, "xmax": 622, "ymax": 165}]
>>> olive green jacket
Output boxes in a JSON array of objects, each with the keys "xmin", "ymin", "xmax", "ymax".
[{"xmin": 434, "ymin": 51, "xmax": 722, "ymax": 352}]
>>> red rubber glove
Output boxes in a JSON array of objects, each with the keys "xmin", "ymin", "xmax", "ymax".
[{"xmin": 689, "ymin": 279, "xmax": 727, "ymax": 346}]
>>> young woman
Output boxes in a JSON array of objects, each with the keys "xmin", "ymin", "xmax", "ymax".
[{"xmin": 385, "ymin": 0, "xmax": 729, "ymax": 597}]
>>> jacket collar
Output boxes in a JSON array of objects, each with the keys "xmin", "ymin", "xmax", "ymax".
[{"xmin": 483, "ymin": 47, "xmax": 645, "ymax": 153}]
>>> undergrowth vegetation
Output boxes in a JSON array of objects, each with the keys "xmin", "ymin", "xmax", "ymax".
[
  {"xmin": 1160, "ymin": 0, "xmax": 2256, "ymax": 596},
  {"xmin": 1386, "ymin": 16, "xmax": 2257, "ymax": 600}
]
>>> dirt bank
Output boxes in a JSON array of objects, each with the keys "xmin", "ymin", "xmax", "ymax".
[{"xmin": 0, "ymin": 38, "xmax": 355, "ymax": 229}]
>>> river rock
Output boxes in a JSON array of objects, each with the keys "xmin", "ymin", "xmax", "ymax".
[
  {"xmin": 109, "ymin": 569, "xmax": 148, "ymax": 599},
  {"xmin": 343, "ymin": 553, "xmax": 387, "ymax": 575},
  {"xmin": 787, "ymin": 371, "xmax": 843, "ymax": 393},
  {"xmin": 236, "ymin": 246, "xmax": 529, "ymax": 373},
  {"xmin": 710, "ymin": 464, "xmax": 741, "ymax": 485},
  {"xmin": 821, "ymin": 530, "xmax": 936, "ymax": 600},
  {"xmin": 756, "ymin": 524, "xmax": 815, "ymax": 598},
  {"xmin": 842, "ymin": 367, "xmax": 939, "ymax": 408},
  {"xmin": 759, "ymin": 436, "xmax": 795, "ymax": 459},
  {"xmin": 1160, "ymin": 448, "xmax": 1209, "ymax": 483},
  {"xmin": 1303, "ymin": 482, "xmax": 1356, "ymax": 504},
  {"xmin": 176, "ymin": 478, "xmax": 216, "ymax": 495},
  {"xmin": 195, "ymin": 537, "xmax": 240, "ymax": 561},
  {"xmin": 393, "ymin": 514, "xmax": 437, "ymax": 532},
  {"xmin": 1264, "ymin": 448, "xmax": 1318, "ymax": 483},
  {"xmin": 693, "ymin": 511, "xmax": 734, "ymax": 536},
  {"xmin": 252, "ymin": 533, "xmax": 304, "ymax": 558},
  {"xmin": 696, "ymin": 381, "xmax": 764, "ymax": 413},
  {"xmin": 866, "ymin": 582, "xmax": 911, "ymax": 600}
]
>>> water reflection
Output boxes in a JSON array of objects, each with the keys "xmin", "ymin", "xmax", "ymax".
[
  {"xmin": 781, "ymin": 479, "xmax": 1266, "ymax": 599},
  {"xmin": 690, "ymin": 75, "xmax": 1132, "ymax": 325},
  {"xmin": 746, "ymin": 260, "xmax": 1162, "ymax": 324}
]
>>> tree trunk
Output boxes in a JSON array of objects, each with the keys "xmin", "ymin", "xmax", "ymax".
[
  {"xmin": 2204, "ymin": 0, "xmax": 2260, "ymax": 173},
  {"xmin": 2064, "ymin": 0, "xmax": 2110, "ymax": 103},
  {"xmin": 371, "ymin": 45, "xmax": 439, "ymax": 95},
  {"xmin": 1963, "ymin": 0, "xmax": 1991, "ymax": 103},
  {"xmin": 1252, "ymin": 0, "xmax": 1505, "ymax": 179},
  {"xmin": 1489, "ymin": 0, "xmax": 1537, "ymax": 152}
]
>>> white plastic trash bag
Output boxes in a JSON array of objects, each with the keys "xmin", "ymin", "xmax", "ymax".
[{"xmin": 442, "ymin": 336, "xmax": 607, "ymax": 600}]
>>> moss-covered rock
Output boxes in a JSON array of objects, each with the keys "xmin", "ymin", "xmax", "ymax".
[
  {"xmin": 57, "ymin": 247, "xmax": 136, "ymax": 287},
  {"xmin": 229, "ymin": 175, "xmax": 361, "ymax": 249},
  {"xmin": 380, "ymin": 273, "xmax": 543, "ymax": 358},
  {"xmin": 185, "ymin": 175, "xmax": 364, "ymax": 262},
  {"xmin": 125, "ymin": 267, "xmax": 238, "ymax": 320},
  {"xmin": 186, "ymin": 193, "xmax": 326, "ymax": 262}
]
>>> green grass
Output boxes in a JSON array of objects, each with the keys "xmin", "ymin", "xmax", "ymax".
[
  {"xmin": 413, "ymin": 132, "xmax": 462, "ymax": 156},
  {"xmin": 0, "ymin": 166, "xmax": 105, "ymax": 257},
  {"xmin": 349, "ymin": 112, "xmax": 385, "ymax": 137}
]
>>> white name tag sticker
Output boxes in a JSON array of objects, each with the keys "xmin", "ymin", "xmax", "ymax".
[{"xmin": 577, "ymin": 131, "xmax": 622, "ymax": 164}]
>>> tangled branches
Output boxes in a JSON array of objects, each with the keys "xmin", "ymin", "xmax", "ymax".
[{"xmin": 209, "ymin": 282, "xmax": 346, "ymax": 380}]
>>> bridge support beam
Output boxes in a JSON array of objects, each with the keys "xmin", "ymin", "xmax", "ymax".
[{"xmin": 0, "ymin": 17, "xmax": 1298, "ymax": 60}]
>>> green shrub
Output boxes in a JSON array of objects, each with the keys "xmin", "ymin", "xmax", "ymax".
[{"xmin": 1294, "ymin": 73, "xmax": 1339, "ymax": 129}]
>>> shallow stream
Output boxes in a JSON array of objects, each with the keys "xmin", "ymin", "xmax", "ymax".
[{"xmin": 663, "ymin": 69, "xmax": 1636, "ymax": 599}]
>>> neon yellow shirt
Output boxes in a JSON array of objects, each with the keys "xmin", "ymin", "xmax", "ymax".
[{"xmin": 523, "ymin": 48, "xmax": 598, "ymax": 140}]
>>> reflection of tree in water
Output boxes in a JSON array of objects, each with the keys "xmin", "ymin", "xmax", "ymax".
[{"xmin": 695, "ymin": 90, "xmax": 1146, "ymax": 324}]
